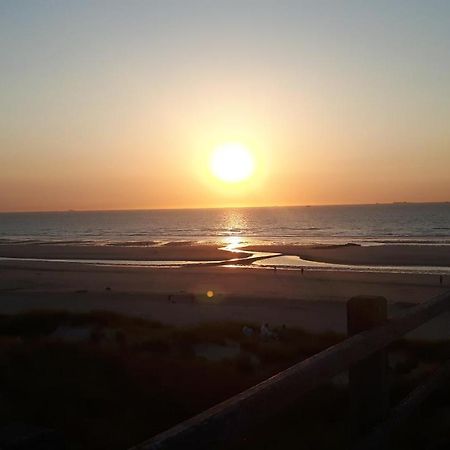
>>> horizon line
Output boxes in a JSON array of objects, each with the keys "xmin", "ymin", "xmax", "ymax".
[{"xmin": 1, "ymin": 200, "xmax": 449, "ymax": 214}]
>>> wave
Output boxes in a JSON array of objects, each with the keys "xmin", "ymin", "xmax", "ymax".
[{"xmin": 1, "ymin": 204, "xmax": 449, "ymax": 245}]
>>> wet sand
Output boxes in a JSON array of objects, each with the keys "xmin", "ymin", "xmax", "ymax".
[
  {"xmin": 0, "ymin": 243, "xmax": 237, "ymax": 261},
  {"xmin": 1, "ymin": 242, "xmax": 449, "ymax": 268},
  {"xmin": 243, "ymin": 244, "xmax": 450, "ymax": 267}
]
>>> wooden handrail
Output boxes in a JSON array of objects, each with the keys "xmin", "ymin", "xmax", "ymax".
[{"xmin": 130, "ymin": 290, "xmax": 450, "ymax": 450}]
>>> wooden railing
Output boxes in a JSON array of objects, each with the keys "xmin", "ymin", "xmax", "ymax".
[{"xmin": 130, "ymin": 290, "xmax": 450, "ymax": 450}]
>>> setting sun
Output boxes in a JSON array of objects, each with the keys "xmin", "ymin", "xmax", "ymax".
[{"xmin": 210, "ymin": 143, "xmax": 255, "ymax": 183}]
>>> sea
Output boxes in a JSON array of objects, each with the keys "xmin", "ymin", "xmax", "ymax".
[{"xmin": 0, "ymin": 203, "xmax": 449, "ymax": 247}]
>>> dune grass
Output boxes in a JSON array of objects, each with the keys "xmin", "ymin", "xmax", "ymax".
[
  {"xmin": 0, "ymin": 310, "xmax": 345, "ymax": 450},
  {"xmin": 0, "ymin": 310, "xmax": 449, "ymax": 450}
]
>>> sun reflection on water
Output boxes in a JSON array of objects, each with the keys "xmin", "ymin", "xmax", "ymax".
[
  {"xmin": 222, "ymin": 235, "xmax": 244, "ymax": 251},
  {"xmin": 219, "ymin": 209, "xmax": 249, "ymax": 251}
]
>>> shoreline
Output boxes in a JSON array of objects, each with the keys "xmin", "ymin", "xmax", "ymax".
[{"xmin": 0, "ymin": 242, "xmax": 449, "ymax": 271}]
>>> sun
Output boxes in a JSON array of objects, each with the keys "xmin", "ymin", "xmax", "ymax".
[{"xmin": 210, "ymin": 142, "xmax": 255, "ymax": 183}]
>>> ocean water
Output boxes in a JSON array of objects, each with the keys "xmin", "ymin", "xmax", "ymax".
[{"xmin": 0, "ymin": 203, "xmax": 449, "ymax": 246}]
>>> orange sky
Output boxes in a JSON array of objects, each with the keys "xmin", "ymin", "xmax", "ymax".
[{"xmin": 1, "ymin": 1, "xmax": 449, "ymax": 212}]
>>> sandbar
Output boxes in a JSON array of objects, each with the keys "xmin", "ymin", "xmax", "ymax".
[{"xmin": 243, "ymin": 244, "xmax": 450, "ymax": 267}]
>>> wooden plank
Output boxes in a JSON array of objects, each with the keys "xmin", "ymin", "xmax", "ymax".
[
  {"xmin": 130, "ymin": 290, "xmax": 450, "ymax": 450},
  {"xmin": 347, "ymin": 296, "xmax": 389, "ymax": 438}
]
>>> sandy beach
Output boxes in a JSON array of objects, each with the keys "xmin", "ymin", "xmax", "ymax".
[{"xmin": 1, "ymin": 249, "xmax": 449, "ymax": 340}]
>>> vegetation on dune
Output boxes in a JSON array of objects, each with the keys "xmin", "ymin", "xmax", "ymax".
[
  {"xmin": 0, "ymin": 310, "xmax": 449, "ymax": 450},
  {"xmin": 0, "ymin": 311, "xmax": 345, "ymax": 450}
]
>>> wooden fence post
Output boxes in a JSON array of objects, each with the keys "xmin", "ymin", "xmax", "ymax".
[{"xmin": 347, "ymin": 296, "xmax": 389, "ymax": 441}]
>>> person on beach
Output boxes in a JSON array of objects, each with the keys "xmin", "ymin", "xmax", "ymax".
[
  {"xmin": 260, "ymin": 323, "xmax": 271, "ymax": 339},
  {"xmin": 261, "ymin": 323, "xmax": 277, "ymax": 340}
]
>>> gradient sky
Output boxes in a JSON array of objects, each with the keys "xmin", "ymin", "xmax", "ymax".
[{"xmin": 1, "ymin": 0, "xmax": 449, "ymax": 211}]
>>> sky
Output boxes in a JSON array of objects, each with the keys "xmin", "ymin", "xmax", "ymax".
[{"xmin": 1, "ymin": 0, "xmax": 449, "ymax": 212}]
